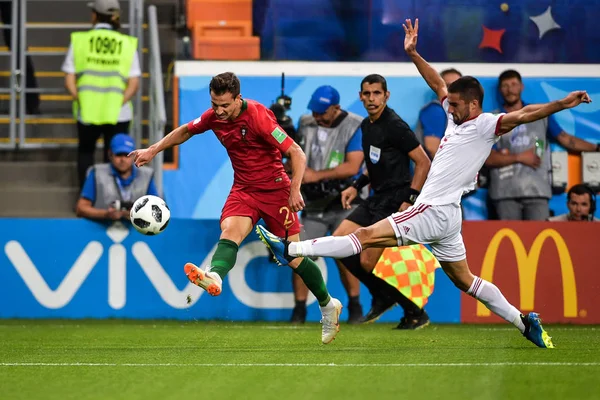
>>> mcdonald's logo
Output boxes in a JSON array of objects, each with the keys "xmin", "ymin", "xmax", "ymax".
[{"xmin": 477, "ymin": 228, "xmax": 577, "ymax": 318}]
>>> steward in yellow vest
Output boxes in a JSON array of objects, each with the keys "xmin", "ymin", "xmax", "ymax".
[{"xmin": 62, "ymin": 0, "xmax": 141, "ymax": 189}]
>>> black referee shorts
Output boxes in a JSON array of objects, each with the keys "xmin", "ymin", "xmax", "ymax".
[{"xmin": 346, "ymin": 192, "xmax": 406, "ymax": 227}]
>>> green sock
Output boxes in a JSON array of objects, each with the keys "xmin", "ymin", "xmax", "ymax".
[
  {"xmin": 294, "ymin": 258, "xmax": 331, "ymax": 307},
  {"xmin": 210, "ymin": 239, "xmax": 239, "ymax": 279}
]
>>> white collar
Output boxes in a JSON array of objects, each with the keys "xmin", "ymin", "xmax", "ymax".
[{"xmin": 93, "ymin": 23, "xmax": 113, "ymax": 30}]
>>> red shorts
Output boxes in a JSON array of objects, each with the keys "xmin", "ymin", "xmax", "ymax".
[{"xmin": 220, "ymin": 187, "xmax": 301, "ymax": 237}]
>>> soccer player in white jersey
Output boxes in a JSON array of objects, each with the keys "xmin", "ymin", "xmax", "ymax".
[{"xmin": 256, "ymin": 18, "xmax": 592, "ymax": 349}]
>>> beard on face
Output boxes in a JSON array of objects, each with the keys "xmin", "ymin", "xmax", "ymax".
[
  {"xmin": 453, "ymin": 111, "xmax": 469, "ymax": 125},
  {"xmin": 503, "ymin": 95, "xmax": 520, "ymax": 107}
]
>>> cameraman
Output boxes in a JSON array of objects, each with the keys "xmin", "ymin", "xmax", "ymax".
[
  {"xmin": 76, "ymin": 133, "xmax": 158, "ymax": 220},
  {"xmin": 291, "ymin": 85, "xmax": 365, "ymax": 324},
  {"xmin": 548, "ymin": 184, "xmax": 599, "ymax": 222}
]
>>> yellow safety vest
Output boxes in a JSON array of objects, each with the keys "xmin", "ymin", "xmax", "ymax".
[{"xmin": 71, "ymin": 29, "xmax": 137, "ymax": 125}]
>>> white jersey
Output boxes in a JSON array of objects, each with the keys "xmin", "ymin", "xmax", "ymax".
[{"xmin": 417, "ymin": 98, "xmax": 505, "ymax": 206}]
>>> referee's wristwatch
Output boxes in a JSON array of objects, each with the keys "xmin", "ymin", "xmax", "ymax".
[{"xmin": 407, "ymin": 189, "xmax": 420, "ymax": 205}]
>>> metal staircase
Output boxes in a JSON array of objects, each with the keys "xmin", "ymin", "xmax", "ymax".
[
  {"xmin": 0, "ymin": 0, "xmax": 145, "ymax": 149},
  {"xmin": 0, "ymin": 0, "xmax": 169, "ymax": 217}
]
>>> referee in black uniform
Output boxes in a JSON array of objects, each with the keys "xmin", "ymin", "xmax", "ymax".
[{"xmin": 333, "ymin": 74, "xmax": 432, "ymax": 329}]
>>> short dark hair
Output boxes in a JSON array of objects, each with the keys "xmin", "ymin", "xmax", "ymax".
[
  {"xmin": 440, "ymin": 68, "xmax": 462, "ymax": 79},
  {"xmin": 94, "ymin": 11, "xmax": 120, "ymax": 30},
  {"xmin": 447, "ymin": 76, "xmax": 484, "ymax": 106},
  {"xmin": 361, "ymin": 74, "xmax": 387, "ymax": 92},
  {"xmin": 498, "ymin": 69, "xmax": 522, "ymax": 85},
  {"xmin": 209, "ymin": 72, "xmax": 240, "ymax": 98},
  {"xmin": 568, "ymin": 184, "xmax": 594, "ymax": 202}
]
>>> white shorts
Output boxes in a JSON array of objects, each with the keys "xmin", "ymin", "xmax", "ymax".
[{"xmin": 386, "ymin": 203, "xmax": 466, "ymax": 262}]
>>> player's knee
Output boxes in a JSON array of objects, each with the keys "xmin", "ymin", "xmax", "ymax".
[
  {"xmin": 220, "ymin": 229, "xmax": 245, "ymax": 244},
  {"xmin": 333, "ymin": 224, "xmax": 353, "ymax": 236},
  {"xmin": 352, "ymin": 227, "xmax": 371, "ymax": 243},
  {"xmin": 359, "ymin": 254, "xmax": 375, "ymax": 272}
]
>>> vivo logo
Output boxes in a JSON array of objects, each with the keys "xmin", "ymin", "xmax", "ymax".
[{"xmin": 4, "ymin": 222, "xmax": 327, "ymax": 310}]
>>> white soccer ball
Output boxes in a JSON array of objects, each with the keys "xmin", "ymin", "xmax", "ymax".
[{"xmin": 130, "ymin": 195, "xmax": 171, "ymax": 235}]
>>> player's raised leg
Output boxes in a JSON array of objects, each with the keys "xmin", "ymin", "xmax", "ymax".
[
  {"xmin": 256, "ymin": 216, "xmax": 398, "ymax": 263},
  {"xmin": 186, "ymin": 214, "xmax": 255, "ymax": 296},
  {"xmin": 440, "ymin": 258, "xmax": 554, "ymax": 348}
]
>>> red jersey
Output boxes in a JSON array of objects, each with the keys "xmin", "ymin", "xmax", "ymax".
[{"xmin": 187, "ymin": 99, "xmax": 294, "ymax": 192}]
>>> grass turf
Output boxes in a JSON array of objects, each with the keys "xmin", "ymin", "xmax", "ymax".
[{"xmin": 0, "ymin": 321, "xmax": 599, "ymax": 400}]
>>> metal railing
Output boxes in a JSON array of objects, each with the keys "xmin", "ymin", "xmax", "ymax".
[
  {"xmin": 0, "ymin": 0, "xmax": 18, "ymax": 149},
  {"xmin": 147, "ymin": 5, "xmax": 165, "ymax": 195},
  {"xmin": 4, "ymin": 0, "xmax": 146, "ymax": 149},
  {"xmin": 129, "ymin": 0, "xmax": 144, "ymax": 149}
]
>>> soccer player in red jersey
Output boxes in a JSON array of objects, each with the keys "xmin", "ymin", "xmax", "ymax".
[{"xmin": 129, "ymin": 72, "xmax": 342, "ymax": 343}]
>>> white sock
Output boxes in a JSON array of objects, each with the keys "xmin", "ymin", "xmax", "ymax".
[
  {"xmin": 468, "ymin": 276, "xmax": 525, "ymax": 333},
  {"xmin": 288, "ymin": 234, "xmax": 362, "ymax": 258},
  {"xmin": 205, "ymin": 268, "xmax": 223, "ymax": 285},
  {"xmin": 320, "ymin": 298, "xmax": 334, "ymax": 310}
]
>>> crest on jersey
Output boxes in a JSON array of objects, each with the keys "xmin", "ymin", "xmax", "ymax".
[
  {"xmin": 241, "ymin": 126, "xmax": 247, "ymax": 139},
  {"xmin": 369, "ymin": 145, "xmax": 381, "ymax": 164}
]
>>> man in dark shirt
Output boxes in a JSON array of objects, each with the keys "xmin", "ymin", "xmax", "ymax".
[{"xmin": 333, "ymin": 74, "xmax": 432, "ymax": 328}]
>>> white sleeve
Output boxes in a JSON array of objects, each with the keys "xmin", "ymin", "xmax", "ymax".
[
  {"xmin": 480, "ymin": 113, "xmax": 506, "ymax": 143},
  {"xmin": 440, "ymin": 96, "xmax": 454, "ymax": 125},
  {"xmin": 61, "ymin": 43, "xmax": 75, "ymax": 74},
  {"xmin": 128, "ymin": 51, "xmax": 141, "ymax": 78},
  {"xmin": 441, "ymin": 96, "xmax": 450, "ymax": 114}
]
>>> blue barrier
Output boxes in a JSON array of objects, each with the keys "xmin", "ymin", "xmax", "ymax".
[
  {"xmin": 0, "ymin": 218, "xmax": 459, "ymax": 322},
  {"xmin": 166, "ymin": 74, "xmax": 600, "ymax": 221}
]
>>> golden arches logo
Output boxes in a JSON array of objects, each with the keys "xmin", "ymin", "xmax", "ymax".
[{"xmin": 477, "ymin": 228, "xmax": 577, "ymax": 317}]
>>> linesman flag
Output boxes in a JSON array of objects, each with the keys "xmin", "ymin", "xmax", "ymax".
[{"xmin": 372, "ymin": 245, "xmax": 441, "ymax": 308}]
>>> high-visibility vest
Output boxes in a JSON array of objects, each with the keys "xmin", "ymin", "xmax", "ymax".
[{"xmin": 71, "ymin": 29, "xmax": 137, "ymax": 125}]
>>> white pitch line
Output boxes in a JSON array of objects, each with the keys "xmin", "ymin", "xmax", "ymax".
[
  {"xmin": 0, "ymin": 325, "xmax": 596, "ymax": 332},
  {"xmin": 476, "ymin": 327, "xmax": 599, "ymax": 331},
  {"xmin": 1, "ymin": 362, "xmax": 599, "ymax": 367}
]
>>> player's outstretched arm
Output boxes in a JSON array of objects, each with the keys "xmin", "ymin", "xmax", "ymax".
[
  {"xmin": 404, "ymin": 18, "xmax": 447, "ymax": 101},
  {"xmin": 498, "ymin": 91, "xmax": 592, "ymax": 135},
  {"xmin": 129, "ymin": 124, "xmax": 192, "ymax": 167}
]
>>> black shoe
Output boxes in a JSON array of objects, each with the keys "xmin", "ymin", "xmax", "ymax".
[
  {"xmin": 347, "ymin": 302, "xmax": 363, "ymax": 325},
  {"xmin": 290, "ymin": 304, "xmax": 307, "ymax": 324},
  {"xmin": 395, "ymin": 310, "xmax": 430, "ymax": 330},
  {"xmin": 359, "ymin": 298, "xmax": 395, "ymax": 324}
]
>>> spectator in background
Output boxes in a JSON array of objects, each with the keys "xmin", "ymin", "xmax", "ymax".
[
  {"xmin": 76, "ymin": 134, "xmax": 158, "ymax": 221},
  {"xmin": 548, "ymin": 184, "xmax": 599, "ymax": 221},
  {"xmin": 415, "ymin": 68, "xmax": 462, "ymax": 158},
  {"xmin": 0, "ymin": 2, "xmax": 40, "ymax": 114},
  {"xmin": 62, "ymin": 0, "xmax": 141, "ymax": 189},
  {"xmin": 291, "ymin": 85, "xmax": 365, "ymax": 324},
  {"xmin": 485, "ymin": 69, "xmax": 600, "ymax": 220}
]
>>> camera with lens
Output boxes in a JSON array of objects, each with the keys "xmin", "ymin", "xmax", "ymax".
[
  {"xmin": 269, "ymin": 98, "xmax": 297, "ymax": 143},
  {"xmin": 110, "ymin": 200, "xmax": 134, "ymax": 211}
]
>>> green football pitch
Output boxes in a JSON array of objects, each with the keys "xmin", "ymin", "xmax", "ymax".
[{"xmin": 0, "ymin": 321, "xmax": 599, "ymax": 400}]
